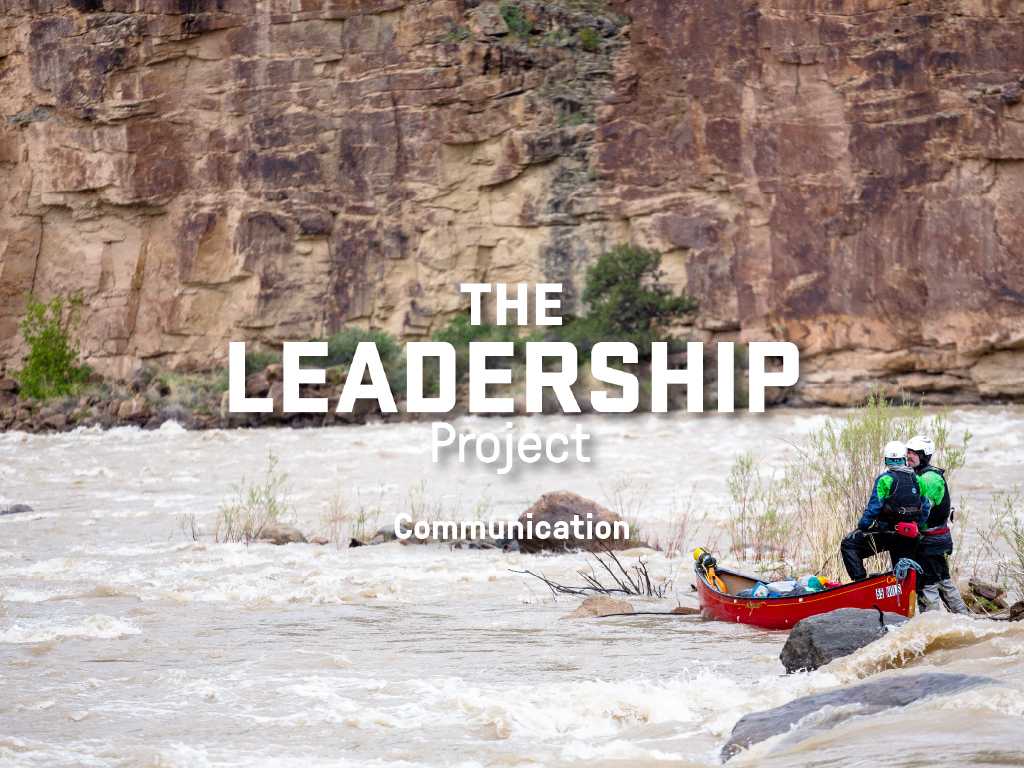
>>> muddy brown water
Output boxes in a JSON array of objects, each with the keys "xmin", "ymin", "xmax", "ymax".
[{"xmin": 1, "ymin": 409, "xmax": 1023, "ymax": 766}]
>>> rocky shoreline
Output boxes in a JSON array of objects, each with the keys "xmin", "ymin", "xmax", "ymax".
[
  {"xmin": 0, "ymin": 365, "xmax": 412, "ymax": 434},
  {"xmin": 3, "ymin": 353, "xmax": 1023, "ymax": 435}
]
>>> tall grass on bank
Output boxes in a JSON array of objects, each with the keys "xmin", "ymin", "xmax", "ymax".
[
  {"xmin": 726, "ymin": 390, "xmax": 971, "ymax": 582},
  {"xmin": 979, "ymin": 487, "xmax": 1024, "ymax": 596},
  {"xmin": 216, "ymin": 451, "xmax": 291, "ymax": 543}
]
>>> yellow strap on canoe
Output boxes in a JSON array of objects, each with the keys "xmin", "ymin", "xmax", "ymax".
[{"xmin": 707, "ymin": 567, "xmax": 727, "ymax": 593}]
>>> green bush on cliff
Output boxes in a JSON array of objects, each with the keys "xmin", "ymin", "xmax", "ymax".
[
  {"xmin": 316, "ymin": 327, "xmax": 407, "ymax": 394},
  {"xmin": 429, "ymin": 315, "xmax": 540, "ymax": 393},
  {"xmin": 244, "ymin": 348, "xmax": 282, "ymax": 377},
  {"xmin": 499, "ymin": 2, "xmax": 530, "ymax": 36},
  {"xmin": 578, "ymin": 28, "xmax": 600, "ymax": 52},
  {"xmin": 564, "ymin": 244, "xmax": 698, "ymax": 358},
  {"xmin": 432, "ymin": 314, "xmax": 531, "ymax": 357},
  {"xmin": 17, "ymin": 292, "xmax": 93, "ymax": 399}
]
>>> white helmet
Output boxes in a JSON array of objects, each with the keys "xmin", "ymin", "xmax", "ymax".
[
  {"xmin": 906, "ymin": 435, "xmax": 934, "ymax": 461},
  {"xmin": 883, "ymin": 440, "xmax": 907, "ymax": 466}
]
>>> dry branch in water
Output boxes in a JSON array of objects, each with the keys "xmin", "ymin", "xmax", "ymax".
[{"xmin": 514, "ymin": 545, "xmax": 669, "ymax": 598}]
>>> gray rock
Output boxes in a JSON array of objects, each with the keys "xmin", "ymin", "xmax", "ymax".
[
  {"xmin": 258, "ymin": 522, "xmax": 307, "ymax": 545},
  {"xmin": 1, "ymin": 504, "xmax": 34, "ymax": 515},
  {"xmin": 722, "ymin": 673, "xmax": 1001, "ymax": 759},
  {"xmin": 780, "ymin": 607, "xmax": 907, "ymax": 673},
  {"xmin": 968, "ymin": 577, "xmax": 1006, "ymax": 601}
]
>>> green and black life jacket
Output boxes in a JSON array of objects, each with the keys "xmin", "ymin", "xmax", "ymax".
[
  {"xmin": 920, "ymin": 465, "xmax": 952, "ymax": 530},
  {"xmin": 878, "ymin": 466, "xmax": 923, "ymax": 526}
]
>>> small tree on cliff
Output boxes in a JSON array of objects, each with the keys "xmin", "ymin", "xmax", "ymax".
[
  {"xmin": 17, "ymin": 292, "xmax": 92, "ymax": 398},
  {"xmin": 566, "ymin": 244, "xmax": 698, "ymax": 358}
]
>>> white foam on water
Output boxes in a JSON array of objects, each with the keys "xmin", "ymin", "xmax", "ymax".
[
  {"xmin": 559, "ymin": 739, "xmax": 697, "ymax": 762},
  {"xmin": 0, "ymin": 615, "xmax": 140, "ymax": 643},
  {"xmin": 153, "ymin": 743, "xmax": 431, "ymax": 768},
  {"xmin": 915, "ymin": 684, "xmax": 1024, "ymax": 717},
  {"xmin": 0, "ymin": 618, "xmax": 140, "ymax": 647},
  {"xmin": 0, "ymin": 587, "xmax": 74, "ymax": 602},
  {"xmin": 404, "ymin": 669, "xmax": 844, "ymax": 743},
  {"xmin": 823, "ymin": 613, "xmax": 1024, "ymax": 681}
]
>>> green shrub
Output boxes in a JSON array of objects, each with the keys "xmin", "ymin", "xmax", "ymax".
[
  {"xmin": 563, "ymin": 244, "xmax": 698, "ymax": 358},
  {"xmin": 216, "ymin": 451, "xmax": 290, "ymax": 544},
  {"xmin": 542, "ymin": 28, "xmax": 571, "ymax": 46},
  {"xmin": 432, "ymin": 314, "xmax": 530, "ymax": 355},
  {"xmin": 245, "ymin": 347, "xmax": 281, "ymax": 377},
  {"xmin": 17, "ymin": 292, "xmax": 92, "ymax": 399},
  {"xmin": 499, "ymin": 2, "xmax": 530, "ymax": 36},
  {"xmin": 578, "ymin": 27, "xmax": 600, "ymax": 52},
  {"xmin": 430, "ymin": 315, "xmax": 539, "ymax": 393},
  {"xmin": 317, "ymin": 328, "xmax": 401, "ymax": 369},
  {"xmin": 316, "ymin": 327, "xmax": 406, "ymax": 394}
]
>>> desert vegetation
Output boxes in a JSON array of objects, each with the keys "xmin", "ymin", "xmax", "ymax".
[
  {"xmin": 16, "ymin": 292, "xmax": 93, "ymax": 399},
  {"xmin": 215, "ymin": 451, "xmax": 292, "ymax": 543}
]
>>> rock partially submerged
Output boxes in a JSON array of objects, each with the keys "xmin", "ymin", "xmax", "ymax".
[
  {"xmin": 959, "ymin": 578, "xmax": 1011, "ymax": 612},
  {"xmin": 722, "ymin": 673, "xmax": 1001, "ymax": 759},
  {"xmin": 968, "ymin": 578, "xmax": 1006, "ymax": 601},
  {"xmin": 560, "ymin": 595, "xmax": 634, "ymax": 620},
  {"xmin": 670, "ymin": 604, "xmax": 700, "ymax": 615},
  {"xmin": 1, "ymin": 504, "xmax": 33, "ymax": 516},
  {"xmin": 516, "ymin": 491, "xmax": 629, "ymax": 553},
  {"xmin": 258, "ymin": 522, "xmax": 307, "ymax": 545},
  {"xmin": 780, "ymin": 607, "xmax": 907, "ymax": 673}
]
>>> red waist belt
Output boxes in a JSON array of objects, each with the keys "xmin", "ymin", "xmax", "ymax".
[{"xmin": 922, "ymin": 526, "xmax": 950, "ymax": 536}]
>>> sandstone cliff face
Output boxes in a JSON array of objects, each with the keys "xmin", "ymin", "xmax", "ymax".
[{"xmin": 0, "ymin": 0, "xmax": 1022, "ymax": 403}]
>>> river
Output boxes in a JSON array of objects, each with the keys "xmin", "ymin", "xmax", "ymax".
[{"xmin": 1, "ymin": 408, "xmax": 1023, "ymax": 766}]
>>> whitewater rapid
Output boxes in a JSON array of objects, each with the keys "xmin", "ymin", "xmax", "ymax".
[{"xmin": 1, "ymin": 408, "xmax": 1023, "ymax": 766}]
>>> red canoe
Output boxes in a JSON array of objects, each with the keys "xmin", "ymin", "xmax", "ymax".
[{"xmin": 695, "ymin": 565, "xmax": 917, "ymax": 630}]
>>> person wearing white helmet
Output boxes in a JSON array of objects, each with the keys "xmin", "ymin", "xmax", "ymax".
[
  {"xmin": 906, "ymin": 435, "xmax": 971, "ymax": 614},
  {"xmin": 840, "ymin": 440, "xmax": 930, "ymax": 582}
]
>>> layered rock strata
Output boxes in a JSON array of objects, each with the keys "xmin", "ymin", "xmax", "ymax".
[{"xmin": 1, "ymin": 0, "xmax": 1023, "ymax": 404}]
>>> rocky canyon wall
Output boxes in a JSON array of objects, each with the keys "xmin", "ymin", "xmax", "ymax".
[{"xmin": 1, "ymin": 0, "xmax": 1023, "ymax": 404}]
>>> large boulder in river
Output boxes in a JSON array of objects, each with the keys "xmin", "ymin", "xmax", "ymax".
[
  {"xmin": 515, "ymin": 491, "xmax": 630, "ymax": 553},
  {"xmin": 259, "ymin": 522, "xmax": 307, "ymax": 545},
  {"xmin": 722, "ymin": 673, "xmax": 1001, "ymax": 759},
  {"xmin": 780, "ymin": 607, "xmax": 908, "ymax": 673}
]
